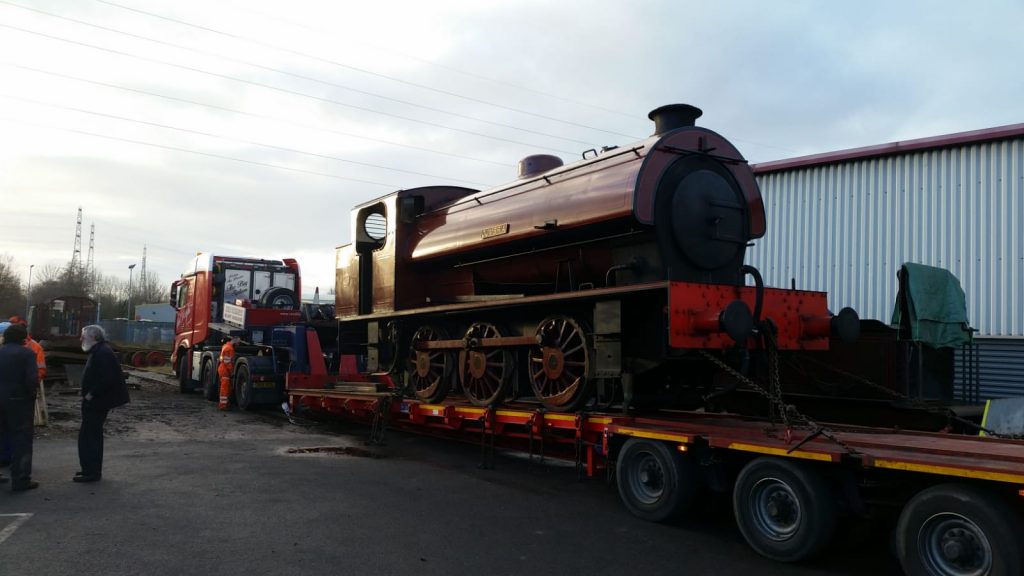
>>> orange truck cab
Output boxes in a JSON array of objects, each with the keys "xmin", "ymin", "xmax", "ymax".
[{"xmin": 170, "ymin": 253, "xmax": 308, "ymax": 408}]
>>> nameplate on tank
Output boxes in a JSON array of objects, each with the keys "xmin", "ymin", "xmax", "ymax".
[{"xmin": 481, "ymin": 223, "xmax": 510, "ymax": 239}]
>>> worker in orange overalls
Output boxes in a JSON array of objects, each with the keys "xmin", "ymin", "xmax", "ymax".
[
  {"xmin": 217, "ymin": 335, "xmax": 239, "ymax": 410},
  {"xmin": 9, "ymin": 317, "xmax": 45, "ymax": 382}
]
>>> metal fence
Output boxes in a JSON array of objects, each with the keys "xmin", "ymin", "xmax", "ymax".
[{"xmin": 99, "ymin": 320, "xmax": 175, "ymax": 347}]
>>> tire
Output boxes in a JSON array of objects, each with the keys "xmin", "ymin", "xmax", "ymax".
[
  {"xmin": 201, "ymin": 358, "xmax": 218, "ymax": 402},
  {"xmin": 732, "ymin": 457, "xmax": 837, "ymax": 562},
  {"xmin": 177, "ymin": 354, "xmax": 191, "ymax": 394},
  {"xmin": 235, "ymin": 363, "xmax": 254, "ymax": 411},
  {"xmin": 616, "ymin": 438, "xmax": 699, "ymax": 522},
  {"xmin": 260, "ymin": 287, "xmax": 297, "ymax": 309},
  {"xmin": 896, "ymin": 483, "xmax": 1022, "ymax": 576}
]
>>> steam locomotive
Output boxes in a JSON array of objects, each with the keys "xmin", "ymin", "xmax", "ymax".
[{"xmin": 334, "ymin": 104, "xmax": 858, "ymax": 412}]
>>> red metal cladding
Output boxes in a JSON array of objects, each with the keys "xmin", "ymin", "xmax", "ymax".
[
  {"xmin": 305, "ymin": 329, "xmax": 326, "ymax": 375},
  {"xmin": 669, "ymin": 282, "xmax": 832, "ymax": 350},
  {"xmin": 239, "ymin": 307, "xmax": 302, "ymax": 327}
]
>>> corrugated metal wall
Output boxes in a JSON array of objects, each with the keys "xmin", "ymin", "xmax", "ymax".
[
  {"xmin": 750, "ymin": 136, "xmax": 1024, "ymax": 337},
  {"xmin": 955, "ymin": 338, "xmax": 1024, "ymax": 400}
]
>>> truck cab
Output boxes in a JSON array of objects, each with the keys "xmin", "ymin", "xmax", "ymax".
[{"xmin": 170, "ymin": 253, "xmax": 305, "ymax": 407}]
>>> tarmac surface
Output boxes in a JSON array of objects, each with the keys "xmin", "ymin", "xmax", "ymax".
[{"xmin": 0, "ymin": 372, "xmax": 900, "ymax": 575}]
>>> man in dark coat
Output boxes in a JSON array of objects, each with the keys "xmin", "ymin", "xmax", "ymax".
[
  {"xmin": 76, "ymin": 324, "xmax": 126, "ymax": 483},
  {"xmin": 0, "ymin": 323, "xmax": 40, "ymax": 491}
]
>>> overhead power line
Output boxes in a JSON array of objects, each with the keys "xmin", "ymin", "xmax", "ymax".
[
  {"xmin": 0, "ymin": 115, "xmax": 403, "ymax": 188},
  {"xmin": 0, "ymin": 1, "xmax": 627, "ymax": 145},
  {"xmin": 0, "ymin": 93, "xmax": 488, "ymax": 186},
  {"xmin": 2, "ymin": 62, "xmax": 511, "ymax": 168},
  {"xmin": 0, "ymin": 22, "xmax": 581, "ymax": 155},
  {"xmin": 232, "ymin": 1, "xmax": 637, "ymax": 120},
  {"xmin": 92, "ymin": 0, "xmax": 641, "ymax": 139}
]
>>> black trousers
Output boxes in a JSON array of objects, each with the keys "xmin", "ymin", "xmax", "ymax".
[
  {"xmin": 78, "ymin": 402, "xmax": 109, "ymax": 477},
  {"xmin": 0, "ymin": 398, "xmax": 35, "ymax": 486}
]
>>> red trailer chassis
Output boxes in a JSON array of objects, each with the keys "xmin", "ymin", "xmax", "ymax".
[
  {"xmin": 286, "ymin": 377, "xmax": 1024, "ymax": 574},
  {"xmin": 287, "ymin": 382, "xmax": 1024, "ymax": 484}
]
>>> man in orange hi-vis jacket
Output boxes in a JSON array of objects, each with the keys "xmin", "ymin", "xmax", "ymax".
[
  {"xmin": 8, "ymin": 317, "xmax": 45, "ymax": 382},
  {"xmin": 217, "ymin": 336, "xmax": 239, "ymax": 410}
]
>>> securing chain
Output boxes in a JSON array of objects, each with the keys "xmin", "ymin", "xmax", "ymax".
[
  {"xmin": 699, "ymin": 332, "xmax": 859, "ymax": 455},
  {"xmin": 799, "ymin": 355, "xmax": 1024, "ymax": 441}
]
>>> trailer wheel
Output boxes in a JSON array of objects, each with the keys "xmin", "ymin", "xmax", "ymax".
[
  {"xmin": 733, "ymin": 457, "xmax": 836, "ymax": 562},
  {"xmin": 235, "ymin": 363, "xmax": 254, "ymax": 411},
  {"xmin": 616, "ymin": 438, "xmax": 698, "ymax": 522},
  {"xmin": 177, "ymin": 354, "xmax": 191, "ymax": 394},
  {"xmin": 201, "ymin": 358, "xmax": 218, "ymax": 402},
  {"xmin": 896, "ymin": 483, "xmax": 1022, "ymax": 576}
]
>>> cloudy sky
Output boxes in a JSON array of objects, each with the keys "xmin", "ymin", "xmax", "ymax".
[{"xmin": 1, "ymin": 0, "xmax": 1021, "ymax": 297}]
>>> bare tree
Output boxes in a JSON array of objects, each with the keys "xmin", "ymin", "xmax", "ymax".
[
  {"xmin": 32, "ymin": 263, "xmax": 63, "ymax": 285},
  {"xmin": 136, "ymin": 271, "xmax": 166, "ymax": 305},
  {"xmin": 0, "ymin": 254, "xmax": 26, "ymax": 318}
]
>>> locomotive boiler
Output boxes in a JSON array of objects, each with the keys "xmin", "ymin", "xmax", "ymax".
[{"xmin": 335, "ymin": 104, "xmax": 856, "ymax": 412}]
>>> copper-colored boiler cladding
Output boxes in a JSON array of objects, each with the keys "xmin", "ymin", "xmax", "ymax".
[{"xmin": 334, "ymin": 105, "xmax": 855, "ymax": 412}]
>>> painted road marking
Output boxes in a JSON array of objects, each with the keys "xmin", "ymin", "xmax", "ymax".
[{"xmin": 0, "ymin": 513, "xmax": 33, "ymax": 544}]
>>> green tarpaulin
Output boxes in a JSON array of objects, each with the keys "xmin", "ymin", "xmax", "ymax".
[{"xmin": 891, "ymin": 262, "xmax": 972, "ymax": 348}]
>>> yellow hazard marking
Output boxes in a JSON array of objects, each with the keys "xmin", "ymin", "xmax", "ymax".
[
  {"xmin": 416, "ymin": 405, "xmax": 612, "ymax": 424},
  {"xmin": 980, "ymin": 399, "xmax": 992, "ymax": 437},
  {"xmin": 616, "ymin": 428, "xmax": 690, "ymax": 444},
  {"xmin": 873, "ymin": 459, "xmax": 1024, "ymax": 484},
  {"xmin": 727, "ymin": 442, "xmax": 835, "ymax": 462},
  {"xmin": 544, "ymin": 414, "xmax": 576, "ymax": 422}
]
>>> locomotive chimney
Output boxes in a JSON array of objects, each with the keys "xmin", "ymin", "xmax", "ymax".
[{"xmin": 648, "ymin": 104, "xmax": 703, "ymax": 135}]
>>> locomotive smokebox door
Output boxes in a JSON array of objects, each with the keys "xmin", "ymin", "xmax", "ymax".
[
  {"xmin": 672, "ymin": 170, "xmax": 745, "ymax": 270},
  {"xmin": 655, "ymin": 155, "xmax": 750, "ymax": 284}
]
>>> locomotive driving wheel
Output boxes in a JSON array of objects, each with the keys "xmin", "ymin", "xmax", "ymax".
[
  {"xmin": 528, "ymin": 315, "xmax": 593, "ymax": 411},
  {"xmin": 460, "ymin": 322, "xmax": 514, "ymax": 407},
  {"xmin": 407, "ymin": 325, "xmax": 452, "ymax": 403}
]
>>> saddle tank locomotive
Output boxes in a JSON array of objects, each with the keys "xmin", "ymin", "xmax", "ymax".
[{"xmin": 334, "ymin": 104, "xmax": 857, "ymax": 412}]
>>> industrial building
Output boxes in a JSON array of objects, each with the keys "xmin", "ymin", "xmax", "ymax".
[{"xmin": 750, "ymin": 123, "xmax": 1024, "ymax": 398}]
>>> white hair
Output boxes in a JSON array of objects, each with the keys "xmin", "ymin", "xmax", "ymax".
[{"xmin": 82, "ymin": 324, "xmax": 107, "ymax": 341}]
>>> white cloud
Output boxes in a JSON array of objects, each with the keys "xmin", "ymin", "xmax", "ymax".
[{"xmin": 1, "ymin": 0, "xmax": 1021, "ymax": 301}]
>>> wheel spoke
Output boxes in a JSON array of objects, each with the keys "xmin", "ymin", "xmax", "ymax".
[{"xmin": 564, "ymin": 343, "xmax": 584, "ymax": 356}]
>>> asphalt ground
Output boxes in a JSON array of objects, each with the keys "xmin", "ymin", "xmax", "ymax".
[{"xmin": 0, "ymin": 374, "xmax": 901, "ymax": 575}]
